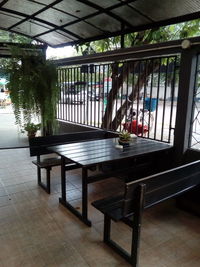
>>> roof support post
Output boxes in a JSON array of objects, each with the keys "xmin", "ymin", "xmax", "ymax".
[
  {"xmin": 173, "ymin": 47, "xmax": 197, "ymax": 162},
  {"xmin": 120, "ymin": 23, "xmax": 125, "ymax": 49},
  {"xmin": 121, "ymin": 34, "xmax": 124, "ymax": 48}
]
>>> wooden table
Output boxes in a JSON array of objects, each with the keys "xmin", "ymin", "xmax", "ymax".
[{"xmin": 49, "ymin": 137, "xmax": 172, "ymax": 226}]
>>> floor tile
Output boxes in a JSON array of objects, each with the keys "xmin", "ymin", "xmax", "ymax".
[{"xmin": 0, "ymin": 148, "xmax": 200, "ymax": 267}]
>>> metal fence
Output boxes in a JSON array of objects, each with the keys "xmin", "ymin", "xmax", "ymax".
[
  {"xmin": 190, "ymin": 53, "xmax": 200, "ymax": 150},
  {"xmin": 57, "ymin": 55, "xmax": 179, "ymax": 143}
]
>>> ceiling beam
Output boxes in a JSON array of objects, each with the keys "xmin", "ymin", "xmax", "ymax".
[
  {"xmin": 0, "ymin": 0, "xmax": 9, "ymax": 8},
  {"xmin": 51, "ymin": 11, "xmax": 200, "ymax": 48},
  {"xmin": 128, "ymin": 3, "xmax": 155, "ymax": 23},
  {"xmin": 0, "ymin": 0, "xmax": 199, "ymax": 48},
  {"xmin": 0, "ymin": 7, "xmax": 83, "ymax": 41},
  {"xmin": 0, "ymin": 43, "xmax": 47, "ymax": 58},
  {"xmin": 8, "ymin": 0, "xmax": 63, "ymax": 30},
  {"xmin": 77, "ymin": 0, "xmax": 135, "ymax": 28},
  {"xmin": 33, "ymin": 0, "xmax": 138, "ymax": 40}
]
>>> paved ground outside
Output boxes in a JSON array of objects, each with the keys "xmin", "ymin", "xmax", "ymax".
[{"xmin": 0, "ymin": 105, "xmax": 28, "ymax": 148}]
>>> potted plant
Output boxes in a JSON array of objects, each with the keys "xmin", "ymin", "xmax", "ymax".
[
  {"xmin": 118, "ymin": 130, "xmax": 132, "ymax": 146},
  {"xmin": 6, "ymin": 46, "xmax": 59, "ymax": 136},
  {"xmin": 22, "ymin": 122, "xmax": 41, "ymax": 138}
]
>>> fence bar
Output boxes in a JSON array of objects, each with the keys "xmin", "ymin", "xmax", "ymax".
[
  {"xmin": 57, "ymin": 55, "xmax": 178, "ymax": 144},
  {"xmin": 154, "ymin": 58, "xmax": 161, "ymax": 140},
  {"xmin": 168, "ymin": 57, "xmax": 177, "ymax": 143},
  {"xmin": 161, "ymin": 58, "xmax": 169, "ymax": 141}
]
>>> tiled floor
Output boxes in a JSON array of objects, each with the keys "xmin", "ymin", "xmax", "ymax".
[{"xmin": 0, "ymin": 148, "xmax": 200, "ymax": 267}]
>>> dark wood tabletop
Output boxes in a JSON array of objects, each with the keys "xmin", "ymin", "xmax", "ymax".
[
  {"xmin": 48, "ymin": 137, "xmax": 173, "ymax": 226},
  {"xmin": 49, "ymin": 137, "xmax": 172, "ymax": 166}
]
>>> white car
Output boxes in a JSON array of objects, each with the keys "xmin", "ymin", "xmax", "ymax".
[{"xmin": 60, "ymin": 91, "xmax": 87, "ymax": 104}]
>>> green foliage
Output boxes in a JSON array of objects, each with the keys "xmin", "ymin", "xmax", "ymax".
[
  {"xmin": 23, "ymin": 122, "xmax": 41, "ymax": 134},
  {"xmin": 73, "ymin": 19, "xmax": 200, "ymax": 131},
  {"xmin": 0, "ymin": 30, "xmax": 33, "ymax": 76},
  {"xmin": 0, "ymin": 58, "xmax": 11, "ymax": 70},
  {"xmin": 6, "ymin": 46, "xmax": 59, "ymax": 133},
  {"xmin": 76, "ymin": 19, "xmax": 200, "ymax": 53},
  {"xmin": 0, "ymin": 30, "xmax": 32, "ymax": 43},
  {"xmin": 119, "ymin": 131, "xmax": 131, "ymax": 141}
]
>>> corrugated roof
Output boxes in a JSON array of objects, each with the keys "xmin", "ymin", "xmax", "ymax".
[{"xmin": 0, "ymin": 0, "xmax": 199, "ymax": 47}]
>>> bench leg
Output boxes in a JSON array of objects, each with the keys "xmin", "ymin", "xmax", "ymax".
[
  {"xmin": 103, "ymin": 216, "xmax": 135, "ymax": 265},
  {"xmin": 130, "ymin": 184, "xmax": 145, "ymax": 266},
  {"xmin": 102, "ymin": 185, "xmax": 145, "ymax": 267},
  {"xmin": 37, "ymin": 167, "xmax": 51, "ymax": 194}
]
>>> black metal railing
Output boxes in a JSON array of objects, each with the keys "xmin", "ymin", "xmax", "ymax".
[
  {"xmin": 190, "ymin": 54, "xmax": 200, "ymax": 150},
  {"xmin": 57, "ymin": 55, "xmax": 179, "ymax": 143}
]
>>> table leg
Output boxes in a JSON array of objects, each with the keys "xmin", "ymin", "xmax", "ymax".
[
  {"xmin": 82, "ymin": 167, "xmax": 88, "ymax": 221},
  {"xmin": 59, "ymin": 162, "xmax": 91, "ymax": 227},
  {"xmin": 61, "ymin": 156, "xmax": 66, "ymax": 202}
]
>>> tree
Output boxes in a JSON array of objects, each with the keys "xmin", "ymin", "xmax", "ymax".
[
  {"xmin": 0, "ymin": 30, "xmax": 32, "ymax": 44},
  {"xmin": 87, "ymin": 20, "xmax": 200, "ymax": 52},
  {"xmin": 76, "ymin": 19, "xmax": 200, "ymax": 130}
]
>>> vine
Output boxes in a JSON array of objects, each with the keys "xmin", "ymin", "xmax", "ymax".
[{"xmin": 7, "ymin": 46, "xmax": 59, "ymax": 135}]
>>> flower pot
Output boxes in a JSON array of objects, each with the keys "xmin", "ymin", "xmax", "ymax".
[
  {"xmin": 118, "ymin": 139, "xmax": 130, "ymax": 146},
  {"xmin": 27, "ymin": 131, "xmax": 37, "ymax": 138}
]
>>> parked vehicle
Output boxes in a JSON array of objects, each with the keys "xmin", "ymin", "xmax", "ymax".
[
  {"xmin": 88, "ymin": 90, "xmax": 100, "ymax": 101},
  {"xmin": 88, "ymin": 82, "xmax": 103, "ymax": 90},
  {"xmin": 60, "ymin": 91, "xmax": 87, "ymax": 104},
  {"xmin": 60, "ymin": 81, "xmax": 87, "ymax": 104},
  {"xmin": 60, "ymin": 81, "xmax": 87, "ymax": 93}
]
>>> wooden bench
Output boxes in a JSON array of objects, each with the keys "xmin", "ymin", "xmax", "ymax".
[
  {"xmin": 92, "ymin": 160, "xmax": 200, "ymax": 266},
  {"xmin": 29, "ymin": 130, "xmax": 118, "ymax": 194}
]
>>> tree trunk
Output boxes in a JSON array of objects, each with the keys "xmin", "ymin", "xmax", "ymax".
[
  {"xmin": 102, "ymin": 60, "xmax": 159, "ymax": 131},
  {"xmin": 102, "ymin": 61, "xmax": 136, "ymax": 129}
]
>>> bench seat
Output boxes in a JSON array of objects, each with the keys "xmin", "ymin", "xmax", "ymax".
[
  {"xmin": 32, "ymin": 157, "xmax": 77, "ymax": 171},
  {"xmin": 32, "ymin": 157, "xmax": 61, "ymax": 168},
  {"xmin": 92, "ymin": 160, "xmax": 200, "ymax": 267},
  {"xmin": 92, "ymin": 194, "xmax": 124, "ymax": 221}
]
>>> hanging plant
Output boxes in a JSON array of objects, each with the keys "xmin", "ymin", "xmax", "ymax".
[{"xmin": 7, "ymin": 46, "xmax": 59, "ymax": 135}]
